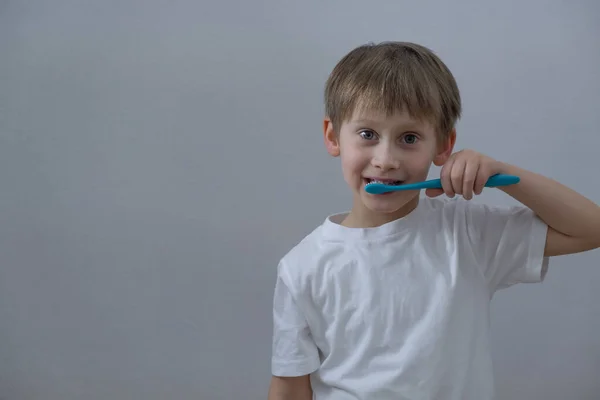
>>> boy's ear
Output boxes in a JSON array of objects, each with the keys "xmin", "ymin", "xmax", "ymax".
[
  {"xmin": 323, "ymin": 117, "xmax": 340, "ymax": 157},
  {"xmin": 433, "ymin": 128, "xmax": 456, "ymax": 166}
]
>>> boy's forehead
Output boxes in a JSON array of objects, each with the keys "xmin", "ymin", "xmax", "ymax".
[{"xmin": 348, "ymin": 108, "xmax": 434, "ymax": 129}]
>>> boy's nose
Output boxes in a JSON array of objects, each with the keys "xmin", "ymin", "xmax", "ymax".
[{"xmin": 371, "ymin": 147, "xmax": 400, "ymax": 170}]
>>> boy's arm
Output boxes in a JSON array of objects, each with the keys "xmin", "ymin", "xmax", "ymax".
[
  {"xmin": 269, "ymin": 267, "xmax": 320, "ymax": 399},
  {"xmin": 496, "ymin": 162, "xmax": 600, "ymax": 257},
  {"xmin": 268, "ymin": 375, "xmax": 312, "ymax": 400},
  {"xmin": 428, "ymin": 149, "xmax": 600, "ymax": 258}
]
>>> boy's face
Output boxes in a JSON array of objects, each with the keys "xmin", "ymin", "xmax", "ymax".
[{"xmin": 324, "ymin": 108, "xmax": 455, "ymax": 225}]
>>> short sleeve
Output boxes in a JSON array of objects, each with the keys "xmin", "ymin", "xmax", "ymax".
[
  {"xmin": 463, "ymin": 202, "xmax": 550, "ymax": 293},
  {"xmin": 271, "ymin": 270, "xmax": 320, "ymax": 377}
]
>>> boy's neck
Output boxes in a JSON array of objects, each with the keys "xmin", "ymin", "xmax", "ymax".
[{"xmin": 341, "ymin": 195, "xmax": 420, "ymax": 228}]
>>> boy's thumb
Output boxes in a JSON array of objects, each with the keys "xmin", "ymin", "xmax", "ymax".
[{"xmin": 425, "ymin": 188, "xmax": 444, "ymax": 197}]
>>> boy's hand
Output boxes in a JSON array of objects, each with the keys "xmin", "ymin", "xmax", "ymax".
[{"xmin": 426, "ymin": 149, "xmax": 503, "ymax": 200}]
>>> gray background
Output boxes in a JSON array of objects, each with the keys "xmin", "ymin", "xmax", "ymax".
[{"xmin": 1, "ymin": 0, "xmax": 599, "ymax": 399}]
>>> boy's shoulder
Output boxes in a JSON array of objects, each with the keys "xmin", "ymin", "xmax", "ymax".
[
  {"xmin": 276, "ymin": 198, "xmax": 453, "ymax": 270},
  {"xmin": 276, "ymin": 196, "xmax": 539, "ymax": 281},
  {"xmin": 423, "ymin": 194, "xmax": 533, "ymax": 221},
  {"xmin": 277, "ymin": 220, "xmax": 330, "ymax": 280}
]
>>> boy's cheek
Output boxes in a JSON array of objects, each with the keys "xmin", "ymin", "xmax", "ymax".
[
  {"xmin": 405, "ymin": 153, "xmax": 435, "ymax": 176},
  {"xmin": 340, "ymin": 150, "xmax": 364, "ymax": 170}
]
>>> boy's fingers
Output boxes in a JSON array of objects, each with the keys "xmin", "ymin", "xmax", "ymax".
[
  {"xmin": 463, "ymin": 161, "xmax": 479, "ymax": 200},
  {"xmin": 474, "ymin": 166, "xmax": 488, "ymax": 195},
  {"xmin": 440, "ymin": 157, "xmax": 456, "ymax": 197},
  {"xmin": 425, "ymin": 188, "xmax": 444, "ymax": 197},
  {"xmin": 450, "ymin": 158, "xmax": 466, "ymax": 196}
]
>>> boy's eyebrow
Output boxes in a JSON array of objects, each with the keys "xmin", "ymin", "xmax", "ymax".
[
  {"xmin": 351, "ymin": 119, "xmax": 378, "ymax": 125},
  {"xmin": 350, "ymin": 118, "xmax": 390, "ymax": 127},
  {"xmin": 350, "ymin": 118, "xmax": 424, "ymax": 129}
]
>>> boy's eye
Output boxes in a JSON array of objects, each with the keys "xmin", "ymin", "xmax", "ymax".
[
  {"xmin": 402, "ymin": 134, "xmax": 418, "ymax": 144},
  {"xmin": 359, "ymin": 130, "xmax": 376, "ymax": 140}
]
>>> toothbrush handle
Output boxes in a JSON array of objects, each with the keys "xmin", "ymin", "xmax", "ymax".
[
  {"xmin": 423, "ymin": 173, "xmax": 519, "ymax": 190},
  {"xmin": 484, "ymin": 173, "xmax": 520, "ymax": 187}
]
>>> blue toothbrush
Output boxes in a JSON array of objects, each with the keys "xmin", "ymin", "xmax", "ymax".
[{"xmin": 364, "ymin": 173, "xmax": 520, "ymax": 194}]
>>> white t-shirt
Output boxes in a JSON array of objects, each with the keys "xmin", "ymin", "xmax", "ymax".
[{"xmin": 271, "ymin": 196, "xmax": 549, "ymax": 400}]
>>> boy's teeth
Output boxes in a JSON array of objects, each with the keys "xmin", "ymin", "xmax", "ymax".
[{"xmin": 368, "ymin": 179, "xmax": 402, "ymax": 185}]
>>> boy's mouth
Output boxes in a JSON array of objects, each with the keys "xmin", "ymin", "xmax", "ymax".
[{"xmin": 364, "ymin": 178, "xmax": 404, "ymax": 186}]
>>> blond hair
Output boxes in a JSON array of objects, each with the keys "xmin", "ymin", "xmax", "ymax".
[{"xmin": 324, "ymin": 41, "xmax": 461, "ymax": 140}]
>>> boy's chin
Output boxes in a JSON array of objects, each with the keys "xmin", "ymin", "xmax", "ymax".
[{"xmin": 361, "ymin": 191, "xmax": 419, "ymax": 214}]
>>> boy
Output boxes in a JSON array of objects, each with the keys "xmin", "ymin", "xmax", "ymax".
[{"xmin": 267, "ymin": 41, "xmax": 600, "ymax": 400}]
